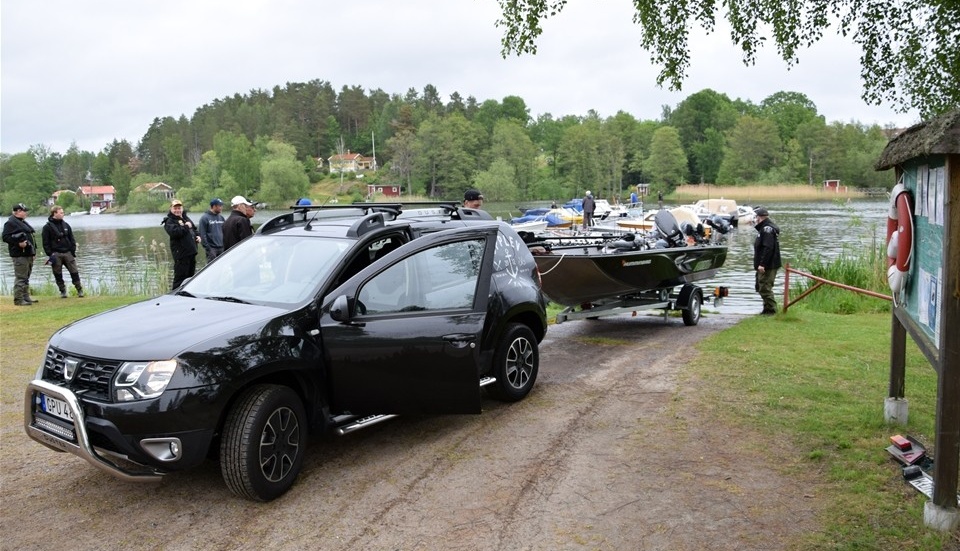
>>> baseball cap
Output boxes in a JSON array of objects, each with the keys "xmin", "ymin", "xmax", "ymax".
[
  {"xmin": 171, "ymin": 199, "xmax": 183, "ymax": 207},
  {"xmin": 464, "ymin": 189, "xmax": 484, "ymax": 201},
  {"xmin": 210, "ymin": 198, "xmax": 224, "ymax": 206},
  {"xmin": 231, "ymin": 195, "xmax": 254, "ymax": 207},
  {"xmin": 12, "ymin": 203, "xmax": 30, "ymax": 212},
  {"xmin": 753, "ymin": 207, "xmax": 769, "ymax": 217}
]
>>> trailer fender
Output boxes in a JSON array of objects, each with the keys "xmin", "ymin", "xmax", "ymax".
[{"xmin": 675, "ymin": 284, "xmax": 701, "ymax": 310}]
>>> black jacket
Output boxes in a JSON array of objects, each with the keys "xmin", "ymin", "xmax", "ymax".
[
  {"xmin": 42, "ymin": 216, "xmax": 77, "ymax": 256},
  {"xmin": 162, "ymin": 210, "xmax": 200, "ymax": 260},
  {"xmin": 222, "ymin": 209, "xmax": 253, "ymax": 250},
  {"xmin": 2, "ymin": 215, "xmax": 37, "ymax": 257},
  {"xmin": 753, "ymin": 218, "xmax": 782, "ymax": 270}
]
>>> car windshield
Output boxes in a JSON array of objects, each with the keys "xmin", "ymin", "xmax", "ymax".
[{"xmin": 182, "ymin": 234, "xmax": 351, "ymax": 305}]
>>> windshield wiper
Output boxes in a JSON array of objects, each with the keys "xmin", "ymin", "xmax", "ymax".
[
  {"xmin": 206, "ymin": 295, "xmax": 251, "ymax": 304},
  {"xmin": 175, "ymin": 290, "xmax": 196, "ymax": 298}
]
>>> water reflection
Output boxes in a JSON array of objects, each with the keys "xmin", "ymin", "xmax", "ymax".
[{"xmin": 1, "ymin": 202, "xmax": 889, "ymax": 315}]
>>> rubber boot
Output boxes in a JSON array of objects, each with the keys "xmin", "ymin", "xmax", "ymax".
[{"xmin": 59, "ymin": 285, "xmax": 68, "ymax": 299}]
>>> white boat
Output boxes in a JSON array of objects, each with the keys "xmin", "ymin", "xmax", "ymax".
[
  {"xmin": 510, "ymin": 218, "xmax": 549, "ymax": 233},
  {"xmin": 688, "ymin": 198, "xmax": 745, "ymax": 227},
  {"xmin": 89, "ymin": 206, "xmax": 102, "ymax": 215}
]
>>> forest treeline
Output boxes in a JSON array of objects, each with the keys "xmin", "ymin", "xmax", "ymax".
[{"xmin": 0, "ymin": 81, "xmax": 898, "ymax": 212}]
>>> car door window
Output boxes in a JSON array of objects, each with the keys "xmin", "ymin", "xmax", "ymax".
[{"xmin": 358, "ymin": 239, "xmax": 485, "ymax": 314}]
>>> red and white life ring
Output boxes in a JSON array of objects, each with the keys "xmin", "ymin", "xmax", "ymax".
[{"xmin": 885, "ymin": 182, "xmax": 914, "ymax": 295}]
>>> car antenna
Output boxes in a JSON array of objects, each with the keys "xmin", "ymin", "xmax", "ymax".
[{"xmin": 304, "ymin": 195, "xmax": 337, "ymax": 231}]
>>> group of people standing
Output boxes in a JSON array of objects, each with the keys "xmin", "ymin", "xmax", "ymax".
[
  {"xmin": 2, "ymin": 194, "xmax": 259, "ymax": 306},
  {"xmin": 162, "ymin": 195, "xmax": 256, "ymax": 290},
  {"xmin": 3, "ymin": 203, "xmax": 85, "ymax": 305}
]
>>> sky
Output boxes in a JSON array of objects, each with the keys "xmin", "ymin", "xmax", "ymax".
[{"xmin": 1, "ymin": 0, "xmax": 923, "ymax": 156}]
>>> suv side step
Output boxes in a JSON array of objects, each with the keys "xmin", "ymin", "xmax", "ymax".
[{"xmin": 335, "ymin": 377, "xmax": 498, "ymax": 436}]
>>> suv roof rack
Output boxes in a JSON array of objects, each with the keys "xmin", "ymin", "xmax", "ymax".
[{"xmin": 260, "ymin": 201, "xmax": 494, "ymax": 234}]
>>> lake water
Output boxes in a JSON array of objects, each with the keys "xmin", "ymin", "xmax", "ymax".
[{"xmin": 1, "ymin": 200, "xmax": 889, "ymax": 315}]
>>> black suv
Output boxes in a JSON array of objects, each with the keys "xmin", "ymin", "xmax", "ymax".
[{"xmin": 25, "ymin": 203, "xmax": 548, "ymax": 501}]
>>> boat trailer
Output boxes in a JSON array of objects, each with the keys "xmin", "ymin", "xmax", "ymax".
[{"xmin": 554, "ymin": 283, "xmax": 726, "ymax": 326}]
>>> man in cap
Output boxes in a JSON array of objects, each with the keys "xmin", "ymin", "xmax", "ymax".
[
  {"xmin": 2, "ymin": 203, "xmax": 39, "ymax": 305},
  {"xmin": 163, "ymin": 199, "xmax": 202, "ymax": 290},
  {"xmin": 582, "ymin": 190, "xmax": 596, "ymax": 227},
  {"xmin": 223, "ymin": 195, "xmax": 255, "ymax": 251},
  {"xmin": 752, "ymin": 206, "xmax": 782, "ymax": 315},
  {"xmin": 199, "ymin": 198, "xmax": 226, "ymax": 261},
  {"xmin": 463, "ymin": 189, "xmax": 484, "ymax": 210}
]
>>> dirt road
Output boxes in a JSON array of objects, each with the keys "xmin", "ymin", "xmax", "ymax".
[{"xmin": 2, "ymin": 313, "xmax": 819, "ymax": 550}]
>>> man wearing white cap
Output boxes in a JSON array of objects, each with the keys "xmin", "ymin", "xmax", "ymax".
[{"xmin": 223, "ymin": 195, "xmax": 255, "ymax": 251}]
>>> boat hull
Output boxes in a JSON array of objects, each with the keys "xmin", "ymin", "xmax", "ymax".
[{"xmin": 533, "ymin": 245, "xmax": 727, "ymax": 306}]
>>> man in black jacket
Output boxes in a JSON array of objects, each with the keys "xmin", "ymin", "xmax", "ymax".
[
  {"xmin": 163, "ymin": 199, "xmax": 201, "ymax": 290},
  {"xmin": 42, "ymin": 205, "xmax": 84, "ymax": 298},
  {"xmin": 752, "ymin": 207, "xmax": 782, "ymax": 315},
  {"xmin": 2, "ymin": 203, "xmax": 39, "ymax": 305},
  {"xmin": 222, "ymin": 195, "xmax": 255, "ymax": 251}
]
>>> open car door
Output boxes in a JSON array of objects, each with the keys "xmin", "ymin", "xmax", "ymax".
[{"xmin": 320, "ymin": 226, "xmax": 496, "ymax": 415}]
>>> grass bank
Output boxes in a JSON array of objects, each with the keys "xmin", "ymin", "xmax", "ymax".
[
  {"xmin": 4, "ymin": 297, "xmax": 955, "ymax": 547},
  {"xmin": 693, "ymin": 310, "xmax": 955, "ymax": 549}
]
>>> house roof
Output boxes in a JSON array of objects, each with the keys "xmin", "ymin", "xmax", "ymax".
[
  {"xmin": 133, "ymin": 182, "xmax": 173, "ymax": 192},
  {"xmin": 328, "ymin": 152, "xmax": 362, "ymax": 162},
  {"xmin": 78, "ymin": 185, "xmax": 117, "ymax": 194},
  {"xmin": 875, "ymin": 109, "xmax": 960, "ymax": 170}
]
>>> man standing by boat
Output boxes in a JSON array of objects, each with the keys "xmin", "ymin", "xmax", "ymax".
[
  {"xmin": 463, "ymin": 189, "xmax": 484, "ymax": 209},
  {"xmin": 752, "ymin": 207, "xmax": 782, "ymax": 315},
  {"xmin": 582, "ymin": 190, "xmax": 596, "ymax": 227}
]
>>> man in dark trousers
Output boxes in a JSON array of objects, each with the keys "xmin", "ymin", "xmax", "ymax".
[
  {"xmin": 163, "ymin": 199, "xmax": 201, "ymax": 290},
  {"xmin": 223, "ymin": 195, "xmax": 255, "ymax": 251},
  {"xmin": 42, "ymin": 205, "xmax": 84, "ymax": 298},
  {"xmin": 199, "ymin": 198, "xmax": 226, "ymax": 261},
  {"xmin": 752, "ymin": 206, "xmax": 782, "ymax": 315},
  {"xmin": 2, "ymin": 202, "xmax": 39, "ymax": 305},
  {"xmin": 582, "ymin": 190, "xmax": 596, "ymax": 227}
]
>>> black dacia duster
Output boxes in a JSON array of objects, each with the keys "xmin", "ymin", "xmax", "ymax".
[{"xmin": 25, "ymin": 203, "xmax": 548, "ymax": 501}]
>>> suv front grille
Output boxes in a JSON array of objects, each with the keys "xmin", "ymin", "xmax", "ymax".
[{"xmin": 43, "ymin": 348, "xmax": 121, "ymax": 402}]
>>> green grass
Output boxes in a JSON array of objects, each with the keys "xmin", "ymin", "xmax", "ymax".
[{"xmin": 693, "ymin": 310, "xmax": 956, "ymax": 549}]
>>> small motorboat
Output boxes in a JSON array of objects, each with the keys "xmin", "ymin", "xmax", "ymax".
[
  {"xmin": 689, "ymin": 198, "xmax": 740, "ymax": 227},
  {"xmin": 526, "ymin": 209, "xmax": 728, "ymax": 308},
  {"xmin": 510, "ymin": 217, "xmax": 549, "ymax": 233}
]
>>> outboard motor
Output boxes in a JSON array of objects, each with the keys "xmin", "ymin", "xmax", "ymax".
[
  {"xmin": 654, "ymin": 209, "xmax": 686, "ymax": 247},
  {"xmin": 705, "ymin": 214, "xmax": 731, "ymax": 235}
]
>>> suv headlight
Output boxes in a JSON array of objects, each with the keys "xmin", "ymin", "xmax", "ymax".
[{"xmin": 114, "ymin": 360, "xmax": 177, "ymax": 402}]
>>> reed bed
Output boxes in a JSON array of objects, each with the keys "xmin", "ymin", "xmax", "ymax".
[{"xmin": 671, "ymin": 183, "xmax": 875, "ymax": 203}]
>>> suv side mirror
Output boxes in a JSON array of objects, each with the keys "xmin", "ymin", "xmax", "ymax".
[{"xmin": 330, "ymin": 295, "xmax": 352, "ymax": 322}]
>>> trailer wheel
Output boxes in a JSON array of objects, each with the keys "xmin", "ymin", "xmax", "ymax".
[{"xmin": 682, "ymin": 290, "xmax": 702, "ymax": 326}]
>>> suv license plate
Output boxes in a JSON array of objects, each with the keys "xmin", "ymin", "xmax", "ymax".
[{"xmin": 40, "ymin": 393, "xmax": 74, "ymax": 423}]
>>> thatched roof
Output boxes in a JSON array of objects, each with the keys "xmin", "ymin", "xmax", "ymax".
[{"xmin": 875, "ymin": 109, "xmax": 960, "ymax": 171}]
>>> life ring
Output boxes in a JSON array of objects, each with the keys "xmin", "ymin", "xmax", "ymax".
[{"xmin": 885, "ymin": 183, "xmax": 914, "ymax": 295}]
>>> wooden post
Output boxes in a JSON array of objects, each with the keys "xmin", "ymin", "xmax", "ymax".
[{"xmin": 932, "ymin": 160, "xmax": 960, "ymax": 510}]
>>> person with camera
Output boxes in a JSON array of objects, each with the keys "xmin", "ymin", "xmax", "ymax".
[
  {"xmin": 42, "ymin": 205, "xmax": 84, "ymax": 298},
  {"xmin": 2, "ymin": 203, "xmax": 39, "ymax": 306}
]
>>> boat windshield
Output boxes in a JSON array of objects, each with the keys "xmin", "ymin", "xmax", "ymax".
[{"xmin": 182, "ymin": 234, "xmax": 351, "ymax": 306}]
